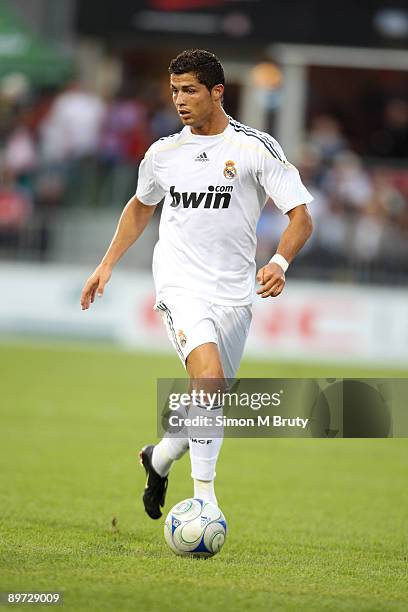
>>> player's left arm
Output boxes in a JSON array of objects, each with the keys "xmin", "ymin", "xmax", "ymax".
[{"xmin": 256, "ymin": 204, "xmax": 313, "ymax": 298}]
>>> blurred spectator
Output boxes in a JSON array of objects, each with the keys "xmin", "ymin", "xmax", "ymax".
[
  {"xmin": 296, "ymin": 142, "xmax": 324, "ymax": 186},
  {"xmin": 322, "ymin": 151, "xmax": 373, "ymax": 211},
  {"xmin": 0, "ymin": 167, "xmax": 32, "ymax": 249},
  {"xmin": 351, "ymin": 206, "xmax": 384, "ymax": 262},
  {"xmin": 308, "ymin": 115, "xmax": 347, "ymax": 163},
  {"xmin": 4, "ymin": 118, "xmax": 37, "ymax": 187},
  {"xmin": 315, "ymin": 200, "xmax": 349, "ymax": 262},
  {"xmin": 97, "ymin": 86, "xmax": 152, "ymax": 206},
  {"xmin": 150, "ymin": 100, "xmax": 181, "ymax": 140},
  {"xmin": 0, "ymin": 74, "xmax": 31, "ymax": 106},
  {"xmin": 369, "ymin": 167, "xmax": 405, "ymax": 221},
  {"xmin": 39, "ymin": 81, "xmax": 106, "ymax": 163},
  {"xmin": 370, "ymin": 98, "xmax": 408, "ymax": 159},
  {"xmin": 99, "ymin": 86, "xmax": 149, "ymax": 164}
]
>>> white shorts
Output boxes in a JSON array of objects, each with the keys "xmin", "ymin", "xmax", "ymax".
[{"xmin": 154, "ymin": 292, "xmax": 252, "ymax": 379}]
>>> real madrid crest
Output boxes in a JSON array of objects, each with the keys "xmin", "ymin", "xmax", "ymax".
[
  {"xmin": 223, "ymin": 160, "xmax": 237, "ymax": 179},
  {"xmin": 177, "ymin": 329, "xmax": 187, "ymax": 347}
]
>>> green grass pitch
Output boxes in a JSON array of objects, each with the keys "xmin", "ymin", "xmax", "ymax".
[{"xmin": 0, "ymin": 342, "xmax": 407, "ymax": 611}]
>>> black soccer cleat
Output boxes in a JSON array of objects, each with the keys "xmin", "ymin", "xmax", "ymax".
[{"xmin": 139, "ymin": 444, "xmax": 168, "ymax": 520}]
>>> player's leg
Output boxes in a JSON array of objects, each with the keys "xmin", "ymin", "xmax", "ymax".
[
  {"xmin": 185, "ymin": 305, "xmax": 252, "ymax": 506},
  {"xmin": 148, "ymin": 342, "xmax": 224, "ymax": 490},
  {"xmin": 185, "ymin": 341, "xmax": 225, "ymax": 505},
  {"xmin": 140, "ymin": 295, "xmax": 218, "ymax": 518},
  {"xmin": 141, "ymin": 302, "xmax": 252, "ymax": 517},
  {"xmin": 149, "ymin": 297, "xmax": 216, "ymax": 478},
  {"xmin": 198, "ymin": 303, "xmax": 252, "ymax": 499}
]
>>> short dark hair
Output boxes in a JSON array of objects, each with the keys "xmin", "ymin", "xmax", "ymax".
[{"xmin": 168, "ymin": 49, "xmax": 224, "ymax": 92}]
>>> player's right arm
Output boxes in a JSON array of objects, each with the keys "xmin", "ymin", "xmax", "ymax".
[{"xmin": 80, "ymin": 195, "xmax": 156, "ymax": 310}]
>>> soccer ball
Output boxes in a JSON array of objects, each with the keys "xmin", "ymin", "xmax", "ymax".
[{"xmin": 164, "ymin": 498, "xmax": 227, "ymax": 557}]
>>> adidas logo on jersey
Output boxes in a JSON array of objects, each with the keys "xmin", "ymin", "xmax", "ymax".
[
  {"xmin": 195, "ymin": 152, "xmax": 209, "ymax": 162},
  {"xmin": 170, "ymin": 185, "xmax": 233, "ymax": 209}
]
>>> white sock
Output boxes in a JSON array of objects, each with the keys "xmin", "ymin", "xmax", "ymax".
[
  {"xmin": 188, "ymin": 402, "xmax": 223, "ymax": 490},
  {"xmin": 152, "ymin": 402, "xmax": 190, "ymax": 477},
  {"xmin": 152, "ymin": 437, "xmax": 190, "ymax": 477},
  {"xmin": 194, "ymin": 479, "xmax": 218, "ymax": 505}
]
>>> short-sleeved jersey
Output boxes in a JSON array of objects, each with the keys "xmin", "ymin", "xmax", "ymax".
[{"xmin": 136, "ymin": 116, "xmax": 313, "ymax": 306}]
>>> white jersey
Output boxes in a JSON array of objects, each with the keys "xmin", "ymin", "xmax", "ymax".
[{"xmin": 136, "ymin": 116, "xmax": 313, "ymax": 306}]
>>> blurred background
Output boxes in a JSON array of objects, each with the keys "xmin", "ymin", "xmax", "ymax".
[{"xmin": 1, "ymin": 0, "xmax": 408, "ymax": 368}]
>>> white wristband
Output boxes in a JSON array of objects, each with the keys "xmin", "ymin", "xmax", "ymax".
[{"xmin": 269, "ymin": 253, "xmax": 289, "ymax": 272}]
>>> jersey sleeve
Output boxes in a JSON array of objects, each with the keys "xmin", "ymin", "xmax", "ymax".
[
  {"xmin": 135, "ymin": 150, "xmax": 166, "ymax": 205},
  {"xmin": 257, "ymin": 147, "xmax": 313, "ymax": 214}
]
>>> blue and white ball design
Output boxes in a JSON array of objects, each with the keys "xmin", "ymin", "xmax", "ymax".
[{"xmin": 164, "ymin": 498, "xmax": 227, "ymax": 557}]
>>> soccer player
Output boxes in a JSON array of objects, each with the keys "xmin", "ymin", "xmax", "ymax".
[{"xmin": 81, "ymin": 49, "xmax": 313, "ymax": 519}]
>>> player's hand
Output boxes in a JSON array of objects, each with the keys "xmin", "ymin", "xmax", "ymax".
[
  {"xmin": 256, "ymin": 262, "xmax": 285, "ymax": 298},
  {"xmin": 80, "ymin": 263, "xmax": 112, "ymax": 310}
]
